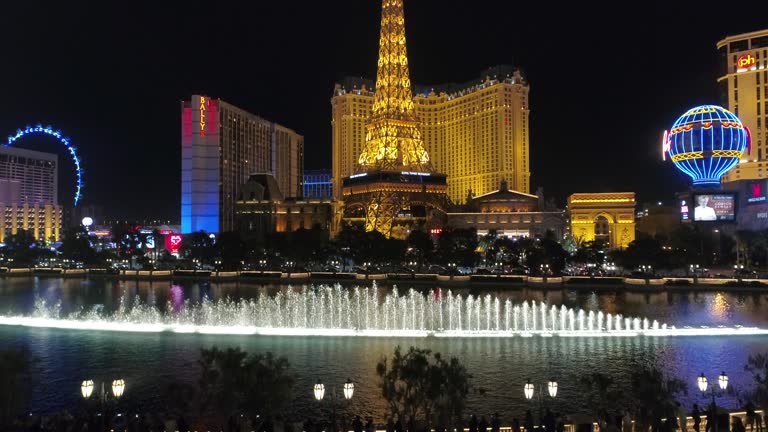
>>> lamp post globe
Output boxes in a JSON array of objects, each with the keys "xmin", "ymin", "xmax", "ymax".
[
  {"xmin": 718, "ymin": 372, "xmax": 729, "ymax": 390},
  {"xmin": 81, "ymin": 380, "xmax": 94, "ymax": 399},
  {"xmin": 111, "ymin": 379, "xmax": 125, "ymax": 398},
  {"xmin": 314, "ymin": 381, "xmax": 325, "ymax": 401},
  {"xmin": 524, "ymin": 380, "xmax": 534, "ymax": 400},
  {"xmin": 697, "ymin": 373, "xmax": 708, "ymax": 393},
  {"xmin": 343, "ymin": 379, "xmax": 354, "ymax": 400},
  {"xmin": 548, "ymin": 380, "xmax": 558, "ymax": 398}
]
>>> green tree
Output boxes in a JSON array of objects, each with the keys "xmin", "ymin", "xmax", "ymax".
[
  {"xmin": 615, "ymin": 235, "xmax": 671, "ymax": 270},
  {"xmin": 333, "ymin": 225, "xmax": 369, "ymax": 269},
  {"xmin": 287, "ymin": 225, "xmax": 329, "ymax": 264},
  {"xmin": 407, "ymin": 230, "xmax": 434, "ymax": 266},
  {"xmin": 0, "ymin": 348, "xmax": 35, "ymax": 427},
  {"xmin": 4, "ymin": 229, "xmax": 41, "ymax": 266},
  {"xmin": 167, "ymin": 346, "xmax": 295, "ymax": 430},
  {"xmin": 745, "ymin": 352, "xmax": 768, "ymax": 412},
  {"xmin": 181, "ymin": 231, "xmax": 215, "ymax": 263},
  {"xmin": 215, "ymin": 231, "xmax": 246, "ymax": 270},
  {"xmin": 436, "ymin": 228, "xmax": 479, "ymax": 267},
  {"xmin": 570, "ymin": 240, "xmax": 607, "ymax": 267},
  {"xmin": 111, "ymin": 223, "xmax": 145, "ymax": 267},
  {"xmin": 58, "ymin": 226, "xmax": 97, "ymax": 264},
  {"xmin": 376, "ymin": 346, "xmax": 471, "ymax": 429},
  {"xmin": 579, "ymin": 372, "xmax": 620, "ymax": 430},
  {"xmin": 630, "ymin": 365, "xmax": 687, "ymax": 432}
]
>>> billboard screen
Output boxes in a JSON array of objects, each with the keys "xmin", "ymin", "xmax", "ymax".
[
  {"xmin": 680, "ymin": 199, "xmax": 690, "ymax": 221},
  {"xmin": 165, "ymin": 234, "xmax": 183, "ymax": 253},
  {"xmin": 692, "ymin": 193, "xmax": 736, "ymax": 222}
]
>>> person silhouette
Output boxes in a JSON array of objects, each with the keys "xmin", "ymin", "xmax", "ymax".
[
  {"xmin": 353, "ymin": 416, "xmax": 364, "ymax": 432},
  {"xmin": 694, "ymin": 195, "xmax": 717, "ymax": 221}
]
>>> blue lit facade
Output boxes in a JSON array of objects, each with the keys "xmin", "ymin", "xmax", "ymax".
[
  {"xmin": 303, "ymin": 169, "xmax": 332, "ymax": 199},
  {"xmin": 6, "ymin": 125, "xmax": 82, "ymax": 206},
  {"xmin": 664, "ymin": 105, "xmax": 749, "ymax": 186},
  {"xmin": 181, "ymin": 96, "xmax": 305, "ymax": 234},
  {"xmin": 181, "ymin": 96, "xmax": 220, "ymax": 234}
]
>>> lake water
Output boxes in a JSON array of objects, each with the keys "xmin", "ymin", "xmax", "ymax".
[{"xmin": 0, "ymin": 277, "xmax": 766, "ymax": 423}]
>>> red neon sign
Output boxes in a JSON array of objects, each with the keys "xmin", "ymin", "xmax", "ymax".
[
  {"xmin": 165, "ymin": 234, "xmax": 183, "ymax": 253},
  {"xmin": 737, "ymin": 54, "xmax": 756, "ymax": 71},
  {"xmin": 199, "ymin": 96, "xmax": 206, "ymax": 137}
]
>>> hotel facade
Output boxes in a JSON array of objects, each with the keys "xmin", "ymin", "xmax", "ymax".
[
  {"xmin": 331, "ymin": 66, "xmax": 530, "ymax": 204},
  {"xmin": 0, "ymin": 147, "xmax": 62, "ymax": 241},
  {"xmin": 181, "ymin": 95, "xmax": 304, "ymax": 233},
  {"xmin": 718, "ymin": 29, "xmax": 768, "ymax": 182}
]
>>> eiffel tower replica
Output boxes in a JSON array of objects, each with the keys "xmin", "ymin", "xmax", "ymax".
[{"xmin": 342, "ymin": 0, "xmax": 449, "ymax": 238}]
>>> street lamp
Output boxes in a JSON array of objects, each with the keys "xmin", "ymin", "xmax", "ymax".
[
  {"xmin": 524, "ymin": 378, "xmax": 558, "ymax": 427},
  {"xmin": 112, "ymin": 379, "xmax": 126, "ymax": 398},
  {"xmin": 343, "ymin": 379, "xmax": 354, "ymax": 400},
  {"xmin": 697, "ymin": 372, "xmax": 728, "ymax": 432},
  {"xmin": 81, "ymin": 380, "xmax": 94, "ymax": 399},
  {"xmin": 547, "ymin": 380, "xmax": 558, "ymax": 398},
  {"xmin": 81, "ymin": 378, "xmax": 125, "ymax": 432},
  {"xmin": 314, "ymin": 379, "xmax": 354, "ymax": 432},
  {"xmin": 524, "ymin": 380, "xmax": 535, "ymax": 400},
  {"xmin": 314, "ymin": 381, "xmax": 326, "ymax": 401}
]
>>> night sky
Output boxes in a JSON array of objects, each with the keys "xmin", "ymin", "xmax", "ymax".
[{"xmin": 3, "ymin": 1, "xmax": 768, "ymax": 221}]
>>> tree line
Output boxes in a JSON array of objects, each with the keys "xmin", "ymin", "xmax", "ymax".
[{"xmin": 4, "ymin": 345, "xmax": 768, "ymax": 431}]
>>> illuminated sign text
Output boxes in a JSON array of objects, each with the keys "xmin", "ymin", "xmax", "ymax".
[
  {"xmin": 199, "ymin": 96, "xmax": 206, "ymax": 137},
  {"xmin": 737, "ymin": 54, "xmax": 756, "ymax": 72}
]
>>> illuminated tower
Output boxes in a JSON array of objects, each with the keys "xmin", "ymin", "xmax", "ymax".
[{"xmin": 342, "ymin": 0, "xmax": 448, "ymax": 237}]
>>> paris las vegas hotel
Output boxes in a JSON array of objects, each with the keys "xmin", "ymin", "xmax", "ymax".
[
  {"xmin": 332, "ymin": 66, "xmax": 531, "ymax": 204},
  {"xmin": 329, "ymin": 5, "xmax": 635, "ymax": 248}
]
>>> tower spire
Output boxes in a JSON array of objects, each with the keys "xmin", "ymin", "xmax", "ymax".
[
  {"xmin": 342, "ymin": 0, "xmax": 448, "ymax": 239},
  {"xmin": 357, "ymin": 0, "xmax": 432, "ymax": 172}
]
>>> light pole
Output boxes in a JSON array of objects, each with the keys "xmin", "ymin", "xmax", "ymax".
[
  {"xmin": 81, "ymin": 378, "xmax": 125, "ymax": 432},
  {"xmin": 734, "ymin": 264, "xmax": 744, "ymax": 282},
  {"xmin": 690, "ymin": 264, "xmax": 701, "ymax": 280},
  {"xmin": 524, "ymin": 378, "xmax": 558, "ymax": 429},
  {"xmin": 540, "ymin": 263, "xmax": 550, "ymax": 282},
  {"xmin": 314, "ymin": 379, "xmax": 354, "ymax": 432},
  {"xmin": 697, "ymin": 372, "xmax": 728, "ymax": 432}
]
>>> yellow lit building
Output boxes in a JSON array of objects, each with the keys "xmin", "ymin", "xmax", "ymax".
[
  {"xmin": 0, "ymin": 203, "xmax": 62, "ymax": 242},
  {"xmin": 332, "ymin": 65, "xmax": 530, "ymax": 204},
  {"xmin": 718, "ymin": 29, "xmax": 768, "ymax": 182},
  {"xmin": 568, "ymin": 192, "xmax": 636, "ymax": 249}
]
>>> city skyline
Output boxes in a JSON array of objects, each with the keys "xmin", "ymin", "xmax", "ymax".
[{"xmin": 3, "ymin": 1, "xmax": 768, "ymax": 219}]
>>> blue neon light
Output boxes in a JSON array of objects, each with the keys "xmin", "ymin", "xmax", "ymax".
[
  {"xmin": 665, "ymin": 105, "xmax": 748, "ymax": 186},
  {"xmin": 6, "ymin": 125, "xmax": 83, "ymax": 206}
]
